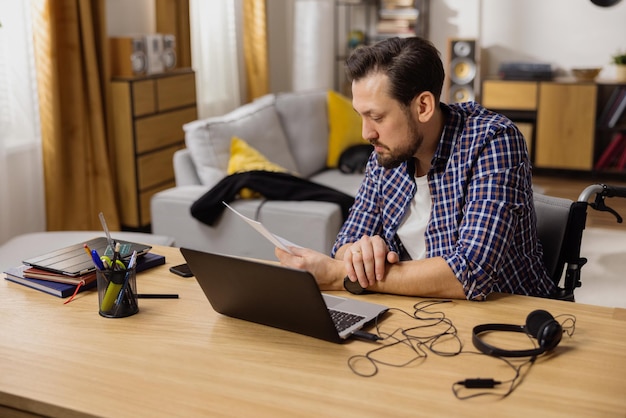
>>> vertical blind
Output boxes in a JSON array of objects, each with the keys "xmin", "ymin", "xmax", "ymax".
[
  {"xmin": 0, "ymin": 0, "xmax": 41, "ymax": 149},
  {"xmin": 0, "ymin": 0, "xmax": 46, "ymax": 244}
]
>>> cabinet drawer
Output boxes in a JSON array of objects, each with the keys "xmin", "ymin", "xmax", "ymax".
[
  {"xmin": 137, "ymin": 144, "xmax": 184, "ymax": 190},
  {"xmin": 135, "ymin": 107, "xmax": 197, "ymax": 153},
  {"xmin": 139, "ymin": 181, "xmax": 175, "ymax": 226},
  {"xmin": 132, "ymin": 80, "xmax": 156, "ymax": 116},
  {"xmin": 482, "ymin": 80, "xmax": 538, "ymax": 110},
  {"xmin": 157, "ymin": 73, "xmax": 196, "ymax": 111}
]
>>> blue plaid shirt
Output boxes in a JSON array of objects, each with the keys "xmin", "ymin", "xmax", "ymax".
[{"xmin": 332, "ymin": 102, "xmax": 555, "ymax": 300}]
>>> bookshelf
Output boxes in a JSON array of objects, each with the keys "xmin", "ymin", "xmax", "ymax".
[
  {"xmin": 594, "ymin": 83, "xmax": 626, "ymax": 173},
  {"xmin": 334, "ymin": 0, "xmax": 430, "ymax": 95}
]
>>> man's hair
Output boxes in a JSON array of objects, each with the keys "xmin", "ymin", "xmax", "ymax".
[{"xmin": 345, "ymin": 37, "xmax": 445, "ymax": 107}]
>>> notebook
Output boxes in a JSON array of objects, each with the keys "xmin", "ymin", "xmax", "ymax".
[
  {"xmin": 22, "ymin": 237, "xmax": 152, "ymax": 277},
  {"xmin": 181, "ymin": 248, "xmax": 388, "ymax": 343}
]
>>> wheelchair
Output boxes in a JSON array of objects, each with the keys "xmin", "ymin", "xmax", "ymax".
[{"xmin": 534, "ymin": 183, "xmax": 626, "ymax": 301}]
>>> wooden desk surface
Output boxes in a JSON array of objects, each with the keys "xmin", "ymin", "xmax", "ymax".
[{"xmin": 1, "ymin": 246, "xmax": 625, "ymax": 417}]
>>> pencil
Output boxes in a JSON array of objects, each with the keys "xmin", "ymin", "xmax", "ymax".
[{"xmin": 137, "ymin": 294, "xmax": 179, "ymax": 299}]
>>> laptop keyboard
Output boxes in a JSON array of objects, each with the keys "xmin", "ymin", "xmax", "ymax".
[{"xmin": 329, "ymin": 309, "xmax": 365, "ymax": 332}]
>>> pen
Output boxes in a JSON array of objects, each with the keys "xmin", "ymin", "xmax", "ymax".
[
  {"xmin": 114, "ymin": 251, "xmax": 137, "ymax": 306},
  {"xmin": 113, "ymin": 251, "xmax": 138, "ymax": 315},
  {"xmin": 100, "ymin": 275, "xmax": 124, "ymax": 312},
  {"xmin": 112, "ymin": 242, "xmax": 121, "ymax": 271},
  {"xmin": 100, "ymin": 249, "xmax": 126, "ymax": 312},
  {"xmin": 90, "ymin": 249, "xmax": 105, "ymax": 270},
  {"xmin": 137, "ymin": 294, "xmax": 179, "ymax": 299},
  {"xmin": 100, "ymin": 255, "xmax": 125, "ymax": 270}
]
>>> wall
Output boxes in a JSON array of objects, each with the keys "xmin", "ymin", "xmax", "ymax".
[
  {"xmin": 432, "ymin": 0, "xmax": 626, "ymax": 81},
  {"xmin": 106, "ymin": 0, "xmax": 155, "ymax": 36},
  {"xmin": 107, "ymin": 0, "xmax": 626, "ymax": 93}
]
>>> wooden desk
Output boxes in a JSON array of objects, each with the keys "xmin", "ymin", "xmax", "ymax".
[{"xmin": 1, "ymin": 246, "xmax": 625, "ymax": 417}]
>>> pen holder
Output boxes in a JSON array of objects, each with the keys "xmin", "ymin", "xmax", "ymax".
[{"xmin": 97, "ymin": 264, "xmax": 138, "ymax": 318}]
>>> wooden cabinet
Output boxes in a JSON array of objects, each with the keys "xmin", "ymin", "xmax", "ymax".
[
  {"xmin": 481, "ymin": 79, "xmax": 619, "ymax": 174},
  {"xmin": 110, "ymin": 68, "xmax": 197, "ymax": 229},
  {"xmin": 481, "ymin": 80, "xmax": 538, "ymax": 156},
  {"xmin": 482, "ymin": 80, "xmax": 538, "ymax": 111},
  {"xmin": 535, "ymin": 82, "xmax": 597, "ymax": 170}
]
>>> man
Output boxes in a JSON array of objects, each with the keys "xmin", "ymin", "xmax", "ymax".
[{"xmin": 275, "ymin": 37, "xmax": 555, "ymax": 301}]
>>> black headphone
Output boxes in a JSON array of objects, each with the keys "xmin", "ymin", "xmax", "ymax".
[{"xmin": 472, "ymin": 310, "xmax": 562, "ymax": 358}]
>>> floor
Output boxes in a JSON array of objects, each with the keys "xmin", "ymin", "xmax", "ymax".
[{"xmin": 532, "ymin": 173, "xmax": 626, "ymax": 308}]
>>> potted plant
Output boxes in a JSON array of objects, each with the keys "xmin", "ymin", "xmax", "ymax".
[{"xmin": 612, "ymin": 51, "xmax": 626, "ymax": 81}]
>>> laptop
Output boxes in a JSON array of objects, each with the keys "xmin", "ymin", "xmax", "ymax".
[
  {"xmin": 22, "ymin": 237, "xmax": 152, "ymax": 276},
  {"xmin": 181, "ymin": 248, "xmax": 388, "ymax": 343}
]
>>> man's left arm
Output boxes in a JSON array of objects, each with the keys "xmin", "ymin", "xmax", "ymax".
[{"xmin": 439, "ymin": 126, "xmax": 532, "ymax": 300}]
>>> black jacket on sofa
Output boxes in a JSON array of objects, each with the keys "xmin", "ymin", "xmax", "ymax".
[{"xmin": 190, "ymin": 171, "xmax": 355, "ymax": 226}]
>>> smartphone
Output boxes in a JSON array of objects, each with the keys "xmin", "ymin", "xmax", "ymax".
[{"xmin": 169, "ymin": 263, "xmax": 194, "ymax": 277}]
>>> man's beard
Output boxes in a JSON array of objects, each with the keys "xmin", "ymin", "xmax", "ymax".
[{"xmin": 375, "ymin": 116, "xmax": 422, "ymax": 169}]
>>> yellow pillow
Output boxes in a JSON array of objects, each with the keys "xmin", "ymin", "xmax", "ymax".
[
  {"xmin": 326, "ymin": 90, "xmax": 368, "ymax": 168},
  {"xmin": 227, "ymin": 136, "xmax": 288, "ymax": 198}
]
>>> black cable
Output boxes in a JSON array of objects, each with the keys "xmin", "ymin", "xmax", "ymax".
[
  {"xmin": 347, "ymin": 301, "xmax": 577, "ymax": 400},
  {"xmin": 347, "ymin": 300, "xmax": 460, "ymax": 377},
  {"xmin": 254, "ymin": 199, "xmax": 269, "ymax": 221},
  {"xmin": 451, "ymin": 353, "xmax": 536, "ymax": 400},
  {"xmin": 556, "ymin": 313, "xmax": 577, "ymax": 337}
]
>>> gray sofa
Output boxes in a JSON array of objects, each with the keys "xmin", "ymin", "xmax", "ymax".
[{"xmin": 151, "ymin": 89, "xmax": 365, "ymax": 260}]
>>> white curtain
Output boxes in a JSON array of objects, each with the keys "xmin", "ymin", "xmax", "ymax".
[
  {"xmin": 292, "ymin": 0, "xmax": 334, "ymax": 92},
  {"xmin": 0, "ymin": 0, "xmax": 46, "ymax": 246},
  {"xmin": 189, "ymin": 0, "xmax": 243, "ymax": 119}
]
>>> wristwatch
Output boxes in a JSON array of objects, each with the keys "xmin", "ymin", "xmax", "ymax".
[{"xmin": 343, "ymin": 276, "xmax": 372, "ymax": 295}]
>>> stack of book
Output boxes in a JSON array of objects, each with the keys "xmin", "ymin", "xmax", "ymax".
[
  {"xmin": 598, "ymin": 86, "xmax": 626, "ymax": 130},
  {"xmin": 375, "ymin": 0, "xmax": 420, "ymax": 41},
  {"xmin": 594, "ymin": 132, "xmax": 626, "ymax": 171},
  {"xmin": 4, "ymin": 252, "xmax": 165, "ymax": 299},
  {"xmin": 4, "ymin": 265, "xmax": 97, "ymax": 298}
]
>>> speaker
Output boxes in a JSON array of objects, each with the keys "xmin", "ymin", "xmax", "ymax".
[
  {"xmin": 472, "ymin": 310, "xmax": 563, "ymax": 358},
  {"xmin": 447, "ymin": 38, "xmax": 479, "ymax": 103},
  {"xmin": 144, "ymin": 34, "xmax": 165, "ymax": 75},
  {"xmin": 109, "ymin": 37, "xmax": 147, "ymax": 77},
  {"xmin": 162, "ymin": 34, "xmax": 177, "ymax": 72}
]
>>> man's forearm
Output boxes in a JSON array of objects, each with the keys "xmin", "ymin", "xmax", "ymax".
[{"xmin": 367, "ymin": 257, "xmax": 466, "ymax": 299}]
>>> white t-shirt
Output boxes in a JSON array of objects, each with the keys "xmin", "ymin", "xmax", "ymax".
[{"xmin": 396, "ymin": 174, "xmax": 431, "ymax": 260}]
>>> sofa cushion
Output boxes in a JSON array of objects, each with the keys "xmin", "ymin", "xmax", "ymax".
[
  {"xmin": 227, "ymin": 136, "xmax": 290, "ymax": 199},
  {"xmin": 310, "ymin": 169, "xmax": 364, "ymax": 197},
  {"xmin": 227, "ymin": 137, "xmax": 289, "ymax": 175},
  {"xmin": 275, "ymin": 90, "xmax": 329, "ymax": 178},
  {"xmin": 326, "ymin": 90, "xmax": 369, "ymax": 168},
  {"xmin": 184, "ymin": 94, "xmax": 299, "ymax": 185}
]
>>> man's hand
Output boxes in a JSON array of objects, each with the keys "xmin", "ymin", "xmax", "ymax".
[
  {"xmin": 342, "ymin": 235, "xmax": 399, "ymax": 289},
  {"xmin": 274, "ymin": 246, "xmax": 345, "ymax": 290}
]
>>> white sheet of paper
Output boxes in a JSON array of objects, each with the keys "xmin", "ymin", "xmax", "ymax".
[{"xmin": 222, "ymin": 202, "xmax": 301, "ymax": 254}]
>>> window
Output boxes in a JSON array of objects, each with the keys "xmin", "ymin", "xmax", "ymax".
[{"xmin": 0, "ymin": 0, "xmax": 40, "ymax": 150}]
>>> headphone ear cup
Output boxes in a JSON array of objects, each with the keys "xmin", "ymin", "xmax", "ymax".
[
  {"xmin": 525, "ymin": 310, "xmax": 553, "ymax": 337},
  {"xmin": 526, "ymin": 310, "xmax": 562, "ymax": 351}
]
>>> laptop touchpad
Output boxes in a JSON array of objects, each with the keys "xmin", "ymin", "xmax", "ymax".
[{"xmin": 322, "ymin": 294, "xmax": 346, "ymax": 308}]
